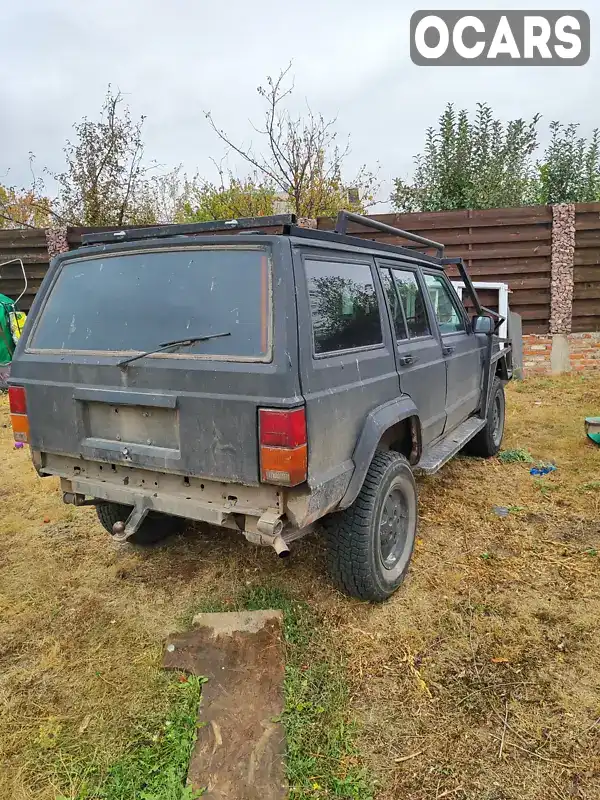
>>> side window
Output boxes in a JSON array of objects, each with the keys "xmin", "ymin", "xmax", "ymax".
[
  {"xmin": 305, "ymin": 259, "xmax": 383, "ymax": 354},
  {"xmin": 423, "ymin": 274, "xmax": 466, "ymax": 334},
  {"xmin": 380, "ymin": 269, "xmax": 408, "ymax": 340},
  {"xmin": 392, "ymin": 269, "xmax": 431, "ymax": 338}
]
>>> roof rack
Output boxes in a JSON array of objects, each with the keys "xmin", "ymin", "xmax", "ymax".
[
  {"xmin": 78, "ymin": 211, "xmax": 446, "ymax": 262},
  {"xmin": 80, "ymin": 214, "xmax": 297, "ymax": 246},
  {"xmin": 334, "ymin": 211, "xmax": 445, "ymax": 259}
]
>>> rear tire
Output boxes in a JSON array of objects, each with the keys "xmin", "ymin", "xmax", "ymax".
[
  {"xmin": 95, "ymin": 502, "xmax": 184, "ymax": 546},
  {"xmin": 465, "ymin": 378, "xmax": 505, "ymax": 458},
  {"xmin": 322, "ymin": 450, "xmax": 418, "ymax": 602}
]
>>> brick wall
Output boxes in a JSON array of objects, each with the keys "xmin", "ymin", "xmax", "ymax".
[
  {"xmin": 523, "ymin": 334, "xmax": 553, "ymax": 375},
  {"xmin": 523, "ymin": 333, "xmax": 600, "ymax": 375},
  {"xmin": 567, "ymin": 333, "xmax": 600, "ymax": 371}
]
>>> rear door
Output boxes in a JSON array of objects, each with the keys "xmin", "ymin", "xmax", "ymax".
[
  {"xmin": 12, "ymin": 237, "xmax": 300, "ymax": 485},
  {"xmin": 377, "ymin": 261, "xmax": 446, "ymax": 445},
  {"xmin": 421, "ymin": 270, "xmax": 483, "ymax": 433}
]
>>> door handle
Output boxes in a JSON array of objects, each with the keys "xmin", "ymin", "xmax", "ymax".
[
  {"xmin": 442, "ymin": 345, "xmax": 455, "ymax": 356},
  {"xmin": 399, "ymin": 355, "xmax": 416, "ymax": 366}
]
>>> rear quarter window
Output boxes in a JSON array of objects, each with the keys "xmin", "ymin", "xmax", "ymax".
[{"xmin": 304, "ymin": 259, "xmax": 383, "ymax": 354}]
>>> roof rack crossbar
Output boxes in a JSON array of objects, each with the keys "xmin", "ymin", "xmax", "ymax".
[
  {"xmin": 334, "ymin": 211, "xmax": 444, "ymax": 259},
  {"xmin": 80, "ymin": 214, "xmax": 297, "ymax": 246}
]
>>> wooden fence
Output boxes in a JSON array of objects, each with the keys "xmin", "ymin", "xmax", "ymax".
[
  {"xmin": 318, "ymin": 206, "xmax": 553, "ymax": 334},
  {"xmin": 573, "ymin": 204, "xmax": 600, "ymax": 333},
  {"xmin": 0, "ymin": 228, "xmax": 50, "ymax": 311},
  {"xmin": 0, "ymin": 203, "xmax": 599, "ymax": 335}
]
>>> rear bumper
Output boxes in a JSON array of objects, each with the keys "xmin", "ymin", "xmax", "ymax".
[
  {"xmin": 38, "ymin": 452, "xmax": 283, "ymax": 532},
  {"xmin": 35, "ymin": 451, "xmax": 354, "ymax": 534}
]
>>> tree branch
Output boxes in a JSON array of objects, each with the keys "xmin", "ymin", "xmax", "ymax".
[
  {"xmin": 204, "ymin": 112, "xmax": 287, "ymax": 192},
  {"xmin": 117, "ymin": 137, "xmax": 143, "ymax": 225},
  {"xmin": 263, "ymin": 65, "xmax": 296, "ymax": 183},
  {"xmin": 0, "ymin": 211, "xmax": 37, "ymax": 229},
  {"xmin": 90, "ymin": 91, "xmax": 121, "ymax": 194}
]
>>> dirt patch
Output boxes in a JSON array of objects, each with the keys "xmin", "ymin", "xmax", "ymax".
[{"xmin": 163, "ymin": 611, "xmax": 286, "ymax": 799}]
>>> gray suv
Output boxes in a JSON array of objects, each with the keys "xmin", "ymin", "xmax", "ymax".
[{"xmin": 8, "ymin": 212, "xmax": 511, "ymax": 602}]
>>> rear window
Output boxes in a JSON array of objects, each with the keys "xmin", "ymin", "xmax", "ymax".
[{"xmin": 30, "ymin": 247, "xmax": 271, "ymax": 359}]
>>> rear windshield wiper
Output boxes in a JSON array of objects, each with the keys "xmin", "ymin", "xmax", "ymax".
[{"xmin": 117, "ymin": 332, "xmax": 231, "ymax": 369}]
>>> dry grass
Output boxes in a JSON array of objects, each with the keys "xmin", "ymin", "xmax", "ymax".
[
  {"xmin": 1, "ymin": 375, "xmax": 600, "ymax": 799},
  {"xmin": 339, "ymin": 375, "xmax": 600, "ymax": 800}
]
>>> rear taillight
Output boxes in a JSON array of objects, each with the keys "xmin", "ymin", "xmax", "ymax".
[
  {"xmin": 260, "ymin": 407, "xmax": 306, "ymax": 447},
  {"xmin": 8, "ymin": 386, "xmax": 27, "ymax": 415},
  {"xmin": 8, "ymin": 386, "xmax": 29, "ymax": 443},
  {"xmin": 259, "ymin": 407, "xmax": 307, "ymax": 486}
]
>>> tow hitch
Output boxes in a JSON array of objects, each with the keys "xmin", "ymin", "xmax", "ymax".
[{"xmin": 111, "ymin": 503, "xmax": 150, "ymax": 543}]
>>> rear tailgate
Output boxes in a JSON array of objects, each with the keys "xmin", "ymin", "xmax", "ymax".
[{"xmin": 10, "ymin": 236, "xmax": 300, "ymax": 485}]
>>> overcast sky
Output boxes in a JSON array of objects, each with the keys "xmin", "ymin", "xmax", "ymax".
[{"xmin": 1, "ymin": 0, "xmax": 597, "ymax": 210}]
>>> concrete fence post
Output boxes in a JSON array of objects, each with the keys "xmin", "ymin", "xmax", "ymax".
[{"xmin": 549, "ymin": 204, "xmax": 576, "ymax": 374}]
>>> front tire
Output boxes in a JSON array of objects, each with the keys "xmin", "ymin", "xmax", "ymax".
[
  {"xmin": 465, "ymin": 378, "xmax": 505, "ymax": 458},
  {"xmin": 95, "ymin": 502, "xmax": 184, "ymax": 546},
  {"xmin": 323, "ymin": 450, "xmax": 418, "ymax": 602}
]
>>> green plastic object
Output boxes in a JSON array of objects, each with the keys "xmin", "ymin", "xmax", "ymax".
[
  {"xmin": 585, "ymin": 417, "xmax": 600, "ymax": 445},
  {"xmin": 0, "ymin": 293, "xmax": 16, "ymax": 366}
]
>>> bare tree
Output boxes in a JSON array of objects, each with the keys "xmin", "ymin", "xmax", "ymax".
[{"xmin": 205, "ymin": 65, "xmax": 378, "ymax": 218}]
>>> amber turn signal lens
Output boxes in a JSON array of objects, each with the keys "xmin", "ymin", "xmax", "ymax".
[
  {"xmin": 260, "ymin": 444, "xmax": 307, "ymax": 486},
  {"xmin": 10, "ymin": 413, "xmax": 30, "ymax": 443}
]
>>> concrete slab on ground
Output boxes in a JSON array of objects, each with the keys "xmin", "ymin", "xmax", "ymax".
[{"xmin": 163, "ymin": 610, "xmax": 286, "ymax": 800}]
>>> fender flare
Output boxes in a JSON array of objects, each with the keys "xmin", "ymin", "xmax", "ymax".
[{"xmin": 338, "ymin": 395, "xmax": 421, "ymax": 510}]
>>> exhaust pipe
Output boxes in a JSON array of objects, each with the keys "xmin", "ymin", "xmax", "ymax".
[
  {"xmin": 245, "ymin": 508, "xmax": 290, "ymax": 557},
  {"xmin": 257, "ymin": 508, "xmax": 284, "ymax": 538},
  {"xmin": 272, "ymin": 534, "xmax": 290, "ymax": 558}
]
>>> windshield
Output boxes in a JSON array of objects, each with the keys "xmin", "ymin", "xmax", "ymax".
[{"xmin": 29, "ymin": 247, "xmax": 271, "ymax": 359}]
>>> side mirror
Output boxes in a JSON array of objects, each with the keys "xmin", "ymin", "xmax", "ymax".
[{"xmin": 472, "ymin": 315, "xmax": 493, "ymax": 334}]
